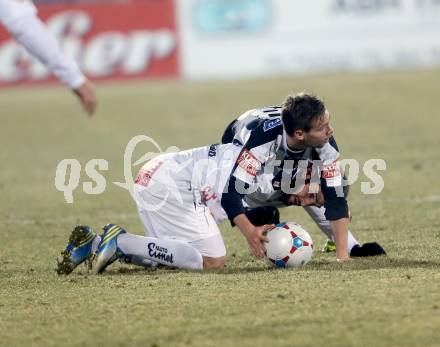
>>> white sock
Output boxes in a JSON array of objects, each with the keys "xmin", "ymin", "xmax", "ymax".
[
  {"xmin": 346, "ymin": 231, "xmax": 359, "ymax": 253},
  {"xmin": 117, "ymin": 234, "xmax": 203, "ymax": 270},
  {"xmin": 91, "ymin": 234, "xmax": 156, "ymax": 268},
  {"xmin": 91, "ymin": 235, "xmax": 101, "ymax": 254}
]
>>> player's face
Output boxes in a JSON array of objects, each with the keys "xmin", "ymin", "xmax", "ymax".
[
  {"xmin": 288, "ymin": 187, "xmax": 325, "ymax": 207},
  {"xmin": 303, "ymin": 110, "xmax": 333, "ymax": 148},
  {"xmin": 289, "ymin": 191, "xmax": 325, "ymax": 207}
]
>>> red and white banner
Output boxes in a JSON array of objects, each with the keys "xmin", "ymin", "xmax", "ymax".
[{"xmin": 0, "ymin": 0, "xmax": 179, "ymax": 86}]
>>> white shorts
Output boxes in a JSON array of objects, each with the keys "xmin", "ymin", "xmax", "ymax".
[{"xmin": 134, "ymin": 158, "xmax": 226, "ymax": 258}]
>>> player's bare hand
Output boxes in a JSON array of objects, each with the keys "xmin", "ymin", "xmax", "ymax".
[
  {"xmin": 243, "ymin": 224, "xmax": 274, "ymax": 258},
  {"xmin": 73, "ymin": 80, "xmax": 97, "ymax": 116}
]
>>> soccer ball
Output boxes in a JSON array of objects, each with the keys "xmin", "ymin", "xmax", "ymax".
[{"xmin": 265, "ymin": 222, "xmax": 313, "ymax": 268}]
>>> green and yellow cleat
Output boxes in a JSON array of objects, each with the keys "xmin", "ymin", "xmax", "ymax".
[{"xmin": 321, "ymin": 239, "xmax": 336, "ymax": 253}]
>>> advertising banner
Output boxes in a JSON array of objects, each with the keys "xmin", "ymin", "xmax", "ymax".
[
  {"xmin": 0, "ymin": 0, "xmax": 179, "ymax": 86},
  {"xmin": 177, "ymin": 0, "xmax": 440, "ymax": 79}
]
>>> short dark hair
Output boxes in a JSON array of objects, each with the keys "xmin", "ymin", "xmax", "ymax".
[{"xmin": 281, "ymin": 93, "xmax": 326, "ymax": 136}]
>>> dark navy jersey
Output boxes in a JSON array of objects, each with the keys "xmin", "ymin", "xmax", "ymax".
[{"xmin": 220, "ymin": 107, "xmax": 349, "ymax": 222}]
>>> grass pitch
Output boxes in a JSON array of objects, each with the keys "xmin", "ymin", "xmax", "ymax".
[{"xmin": 1, "ymin": 69, "xmax": 440, "ymax": 347}]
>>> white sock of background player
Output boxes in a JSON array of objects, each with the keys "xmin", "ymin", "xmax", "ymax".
[
  {"xmin": 117, "ymin": 233, "xmax": 204, "ymax": 270},
  {"xmin": 303, "ymin": 205, "xmax": 359, "ymax": 252}
]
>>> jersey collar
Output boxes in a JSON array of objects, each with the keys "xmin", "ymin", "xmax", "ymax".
[{"xmin": 282, "ymin": 129, "xmax": 306, "ymax": 157}]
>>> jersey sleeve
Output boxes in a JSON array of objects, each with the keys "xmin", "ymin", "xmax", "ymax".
[
  {"xmin": 317, "ymin": 137, "xmax": 349, "ymax": 221},
  {"xmin": 221, "ymin": 175, "xmax": 247, "ymax": 222},
  {"xmin": 0, "ymin": 0, "xmax": 37, "ymax": 28},
  {"xmin": 221, "ymin": 120, "xmax": 281, "ymax": 223},
  {"xmin": 0, "ymin": 1, "xmax": 86, "ymax": 89}
]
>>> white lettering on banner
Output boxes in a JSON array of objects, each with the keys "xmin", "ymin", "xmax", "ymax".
[
  {"xmin": 0, "ymin": 41, "xmax": 29, "ymax": 81},
  {"xmin": 83, "ymin": 30, "xmax": 175, "ymax": 76},
  {"xmin": 0, "ymin": 11, "xmax": 176, "ymax": 82},
  {"xmin": 83, "ymin": 32, "xmax": 127, "ymax": 76}
]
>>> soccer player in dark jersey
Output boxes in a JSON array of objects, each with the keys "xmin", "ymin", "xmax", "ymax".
[{"xmin": 220, "ymin": 93, "xmax": 385, "ymax": 261}]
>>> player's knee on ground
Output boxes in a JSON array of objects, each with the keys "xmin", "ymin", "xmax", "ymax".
[{"xmin": 203, "ymin": 256, "xmax": 226, "ymax": 269}]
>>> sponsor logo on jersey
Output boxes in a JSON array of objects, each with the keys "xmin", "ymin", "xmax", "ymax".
[
  {"xmin": 237, "ymin": 149, "xmax": 261, "ymax": 177},
  {"xmin": 321, "ymin": 161, "xmax": 340, "ymax": 179},
  {"xmin": 147, "ymin": 242, "xmax": 174, "ymax": 264},
  {"xmin": 263, "ymin": 118, "xmax": 282, "ymax": 131},
  {"xmin": 201, "ymin": 186, "xmax": 218, "ymax": 203},
  {"xmin": 134, "ymin": 160, "xmax": 163, "ymax": 187},
  {"xmin": 321, "ymin": 161, "xmax": 342, "ymax": 187}
]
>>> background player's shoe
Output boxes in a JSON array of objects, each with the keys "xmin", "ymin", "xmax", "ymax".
[
  {"xmin": 93, "ymin": 224, "xmax": 126, "ymax": 274},
  {"xmin": 350, "ymin": 242, "xmax": 387, "ymax": 257},
  {"xmin": 56, "ymin": 225, "xmax": 97, "ymax": 275},
  {"xmin": 321, "ymin": 239, "xmax": 336, "ymax": 253}
]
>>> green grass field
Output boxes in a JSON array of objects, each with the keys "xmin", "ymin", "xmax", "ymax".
[{"xmin": 1, "ymin": 69, "xmax": 440, "ymax": 347}]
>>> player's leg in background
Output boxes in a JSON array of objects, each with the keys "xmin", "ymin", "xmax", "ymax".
[
  {"xmin": 302, "ymin": 206, "xmax": 387, "ymax": 256},
  {"xmin": 302, "ymin": 205, "xmax": 359, "ymax": 253}
]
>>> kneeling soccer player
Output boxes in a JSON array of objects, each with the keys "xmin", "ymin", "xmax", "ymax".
[
  {"xmin": 221, "ymin": 96, "xmax": 386, "ymax": 258},
  {"xmin": 57, "ymin": 143, "xmax": 280, "ymax": 274}
]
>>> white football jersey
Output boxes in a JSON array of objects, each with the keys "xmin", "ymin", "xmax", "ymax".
[{"xmin": 136, "ymin": 143, "xmax": 243, "ymax": 223}]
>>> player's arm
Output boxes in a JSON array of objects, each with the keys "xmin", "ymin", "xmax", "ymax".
[
  {"xmin": 318, "ymin": 138, "xmax": 350, "ymax": 261},
  {"xmin": 72, "ymin": 80, "xmax": 97, "ymax": 116},
  {"xmin": 222, "ymin": 135, "xmax": 279, "ymax": 257},
  {"xmin": 0, "ymin": 3, "xmax": 97, "ymax": 115},
  {"xmin": 320, "ymin": 173, "xmax": 350, "ymax": 260},
  {"xmin": 222, "ymin": 119, "xmax": 282, "ymax": 257},
  {"xmin": 222, "ymin": 174, "xmax": 272, "ymax": 257},
  {"xmin": 330, "ymin": 218, "xmax": 350, "ymax": 261},
  {"xmin": 233, "ymin": 213, "xmax": 272, "ymax": 258}
]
